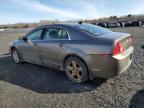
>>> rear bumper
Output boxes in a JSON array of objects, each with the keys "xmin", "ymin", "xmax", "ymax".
[{"xmin": 87, "ymin": 47, "xmax": 134, "ymax": 79}]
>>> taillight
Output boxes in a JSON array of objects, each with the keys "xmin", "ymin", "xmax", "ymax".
[{"xmin": 113, "ymin": 41, "xmax": 124, "ymax": 56}]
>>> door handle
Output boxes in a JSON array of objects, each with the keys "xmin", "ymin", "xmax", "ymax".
[
  {"xmin": 33, "ymin": 42, "xmax": 38, "ymax": 46},
  {"xmin": 58, "ymin": 43, "xmax": 64, "ymax": 47}
]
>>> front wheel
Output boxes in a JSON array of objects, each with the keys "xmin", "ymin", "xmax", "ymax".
[
  {"xmin": 64, "ymin": 57, "xmax": 89, "ymax": 83},
  {"xmin": 11, "ymin": 48, "xmax": 23, "ymax": 64}
]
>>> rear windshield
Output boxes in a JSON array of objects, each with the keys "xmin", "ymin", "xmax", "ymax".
[{"xmin": 74, "ymin": 24, "xmax": 112, "ymax": 36}]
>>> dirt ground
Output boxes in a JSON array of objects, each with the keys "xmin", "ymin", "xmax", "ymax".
[{"xmin": 0, "ymin": 27, "xmax": 144, "ymax": 108}]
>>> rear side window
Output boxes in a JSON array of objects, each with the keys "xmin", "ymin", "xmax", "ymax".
[
  {"xmin": 43, "ymin": 28, "xmax": 69, "ymax": 40},
  {"xmin": 74, "ymin": 24, "xmax": 112, "ymax": 36},
  {"xmin": 26, "ymin": 29, "xmax": 43, "ymax": 40}
]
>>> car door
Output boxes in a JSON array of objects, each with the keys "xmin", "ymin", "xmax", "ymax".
[
  {"xmin": 19, "ymin": 29, "xmax": 43, "ymax": 63},
  {"xmin": 38, "ymin": 27, "xmax": 70, "ymax": 68}
]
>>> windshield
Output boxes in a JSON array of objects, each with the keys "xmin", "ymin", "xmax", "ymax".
[{"xmin": 74, "ymin": 24, "xmax": 112, "ymax": 36}]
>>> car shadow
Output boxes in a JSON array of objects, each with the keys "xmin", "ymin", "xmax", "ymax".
[
  {"xmin": 141, "ymin": 45, "xmax": 144, "ymax": 49},
  {"xmin": 0, "ymin": 55, "xmax": 106, "ymax": 94},
  {"xmin": 129, "ymin": 89, "xmax": 144, "ymax": 108}
]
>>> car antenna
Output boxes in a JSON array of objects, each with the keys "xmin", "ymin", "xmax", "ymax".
[{"xmin": 78, "ymin": 21, "xmax": 83, "ymax": 24}]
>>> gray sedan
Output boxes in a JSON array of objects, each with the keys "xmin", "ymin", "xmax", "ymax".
[{"xmin": 10, "ymin": 23, "xmax": 134, "ymax": 83}]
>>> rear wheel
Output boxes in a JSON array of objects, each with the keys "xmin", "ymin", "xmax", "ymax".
[
  {"xmin": 11, "ymin": 48, "xmax": 23, "ymax": 64},
  {"xmin": 64, "ymin": 57, "xmax": 89, "ymax": 83}
]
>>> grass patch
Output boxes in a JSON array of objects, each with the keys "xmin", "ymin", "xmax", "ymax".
[{"xmin": 0, "ymin": 33, "xmax": 25, "ymax": 54}]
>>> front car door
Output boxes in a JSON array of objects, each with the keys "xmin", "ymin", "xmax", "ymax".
[
  {"xmin": 39, "ymin": 27, "xmax": 70, "ymax": 68},
  {"xmin": 19, "ymin": 29, "xmax": 43, "ymax": 63}
]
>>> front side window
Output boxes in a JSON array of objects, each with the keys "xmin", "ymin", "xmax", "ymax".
[
  {"xmin": 26, "ymin": 29, "xmax": 43, "ymax": 40},
  {"xmin": 44, "ymin": 28, "xmax": 69, "ymax": 40}
]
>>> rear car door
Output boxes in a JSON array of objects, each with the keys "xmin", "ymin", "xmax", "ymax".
[
  {"xmin": 39, "ymin": 27, "xmax": 70, "ymax": 68},
  {"xmin": 20, "ymin": 29, "xmax": 44, "ymax": 63}
]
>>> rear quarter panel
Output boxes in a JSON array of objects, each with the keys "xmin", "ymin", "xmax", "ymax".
[{"xmin": 61, "ymin": 43, "xmax": 113, "ymax": 73}]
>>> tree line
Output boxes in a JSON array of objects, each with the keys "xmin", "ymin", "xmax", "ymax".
[{"xmin": 0, "ymin": 14, "xmax": 144, "ymax": 29}]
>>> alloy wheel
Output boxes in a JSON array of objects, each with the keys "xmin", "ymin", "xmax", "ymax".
[
  {"xmin": 66, "ymin": 60, "xmax": 83, "ymax": 81},
  {"xmin": 12, "ymin": 50, "xmax": 20, "ymax": 63}
]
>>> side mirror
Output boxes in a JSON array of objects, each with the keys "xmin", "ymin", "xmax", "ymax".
[
  {"xmin": 22, "ymin": 37, "xmax": 28, "ymax": 42},
  {"xmin": 22, "ymin": 37, "xmax": 33, "ymax": 45}
]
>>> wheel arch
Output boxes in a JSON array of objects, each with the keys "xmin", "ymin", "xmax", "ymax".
[
  {"xmin": 10, "ymin": 46, "xmax": 16, "ymax": 54},
  {"xmin": 10, "ymin": 46, "xmax": 24, "ymax": 63}
]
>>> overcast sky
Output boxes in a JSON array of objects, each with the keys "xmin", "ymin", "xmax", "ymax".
[{"xmin": 0, "ymin": 0, "xmax": 144, "ymax": 24}]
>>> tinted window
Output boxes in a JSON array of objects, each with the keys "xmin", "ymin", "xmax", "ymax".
[
  {"xmin": 44, "ymin": 28, "xmax": 68, "ymax": 40},
  {"xmin": 74, "ymin": 24, "xmax": 112, "ymax": 36},
  {"xmin": 61, "ymin": 30, "xmax": 69, "ymax": 39},
  {"xmin": 27, "ymin": 29, "xmax": 43, "ymax": 40}
]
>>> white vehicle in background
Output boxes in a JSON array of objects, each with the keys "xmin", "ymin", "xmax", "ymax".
[
  {"xmin": 0, "ymin": 29, "xmax": 4, "ymax": 31},
  {"xmin": 139, "ymin": 19, "xmax": 144, "ymax": 26}
]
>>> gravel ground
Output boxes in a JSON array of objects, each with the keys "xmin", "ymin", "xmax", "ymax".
[{"xmin": 0, "ymin": 27, "xmax": 144, "ymax": 108}]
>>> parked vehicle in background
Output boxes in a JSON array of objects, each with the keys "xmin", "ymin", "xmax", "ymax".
[
  {"xmin": 0, "ymin": 29, "xmax": 5, "ymax": 31},
  {"xmin": 95, "ymin": 20, "xmax": 143, "ymax": 28},
  {"xmin": 123, "ymin": 21, "xmax": 139, "ymax": 27},
  {"xmin": 107, "ymin": 22, "xmax": 118, "ymax": 28},
  {"xmin": 138, "ymin": 19, "xmax": 144, "ymax": 26},
  {"xmin": 96, "ymin": 22, "xmax": 107, "ymax": 27},
  {"xmin": 131, "ymin": 21, "xmax": 140, "ymax": 27},
  {"xmin": 96, "ymin": 22, "xmax": 118, "ymax": 28},
  {"xmin": 10, "ymin": 23, "xmax": 134, "ymax": 83}
]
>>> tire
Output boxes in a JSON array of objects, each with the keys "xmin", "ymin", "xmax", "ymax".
[
  {"xmin": 11, "ymin": 48, "xmax": 23, "ymax": 64},
  {"xmin": 64, "ymin": 56, "xmax": 89, "ymax": 83}
]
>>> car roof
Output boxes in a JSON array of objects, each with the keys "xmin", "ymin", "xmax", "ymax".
[{"xmin": 36, "ymin": 23, "xmax": 88, "ymax": 29}]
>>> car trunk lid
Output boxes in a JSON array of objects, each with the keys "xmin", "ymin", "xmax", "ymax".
[{"xmin": 97, "ymin": 32, "xmax": 132, "ymax": 50}]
